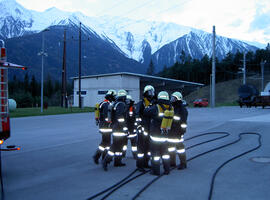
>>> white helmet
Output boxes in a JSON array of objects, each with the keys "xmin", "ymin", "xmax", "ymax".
[
  {"xmin": 157, "ymin": 91, "xmax": 169, "ymax": 100},
  {"xmin": 117, "ymin": 89, "xmax": 127, "ymax": 97},
  {"xmin": 144, "ymin": 85, "xmax": 155, "ymax": 93},
  {"xmin": 106, "ymin": 89, "xmax": 116, "ymax": 96},
  {"xmin": 126, "ymin": 95, "xmax": 132, "ymax": 100},
  {"xmin": 143, "ymin": 85, "xmax": 155, "ymax": 98},
  {"xmin": 172, "ymin": 92, "xmax": 183, "ymax": 101}
]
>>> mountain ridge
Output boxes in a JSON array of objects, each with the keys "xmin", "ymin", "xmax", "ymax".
[{"xmin": 0, "ymin": 0, "xmax": 262, "ymax": 77}]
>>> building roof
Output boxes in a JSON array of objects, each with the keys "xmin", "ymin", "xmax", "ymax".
[{"xmin": 71, "ymin": 72, "xmax": 204, "ymax": 86}]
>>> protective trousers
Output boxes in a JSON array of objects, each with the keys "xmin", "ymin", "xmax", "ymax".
[
  {"xmin": 150, "ymin": 140, "xmax": 170, "ymax": 175},
  {"xmin": 168, "ymin": 135, "xmax": 187, "ymax": 168},
  {"xmin": 103, "ymin": 133, "xmax": 126, "ymax": 171},
  {"xmin": 136, "ymin": 128, "xmax": 150, "ymax": 169},
  {"xmin": 93, "ymin": 129, "xmax": 112, "ymax": 164},
  {"xmin": 123, "ymin": 131, "xmax": 137, "ymax": 159}
]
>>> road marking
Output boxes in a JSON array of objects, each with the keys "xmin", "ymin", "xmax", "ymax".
[{"xmin": 231, "ymin": 114, "xmax": 270, "ymax": 122}]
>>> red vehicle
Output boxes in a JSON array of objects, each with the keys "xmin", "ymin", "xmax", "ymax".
[{"xmin": 193, "ymin": 98, "xmax": 208, "ymax": 107}]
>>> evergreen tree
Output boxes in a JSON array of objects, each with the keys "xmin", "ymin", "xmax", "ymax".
[
  {"xmin": 180, "ymin": 50, "xmax": 186, "ymax": 64},
  {"xmin": 24, "ymin": 73, "xmax": 29, "ymax": 92},
  {"xmin": 44, "ymin": 75, "xmax": 54, "ymax": 98},
  {"xmin": 266, "ymin": 43, "xmax": 270, "ymax": 51},
  {"xmin": 30, "ymin": 75, "xmax": 38, "ymax": 97},
  {"xmin": 147, "ymin": 60, "xmax": 155, "ymax": 75}
]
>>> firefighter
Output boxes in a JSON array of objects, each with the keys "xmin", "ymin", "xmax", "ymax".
[
  {"xmin": 122, "ymin": 95, "xmax": 137, "ymax": 159},
  {"xmin": 103, "ymin": 89, "xmax": 128, "ymax": 171},
  {"xmin": 93, "ymin": 89, "xmax": 116, "ymax": 164},
  {"xmin": 144, "ymin": 91, "xmax": 172, "ymax": 175},
  {"xmin": 135, "ymin": 85, "xmax": 155, "ymax": 171},
  {"xmin": 169, "ymin": 91, "xmax": 188, "ymax": 169}
]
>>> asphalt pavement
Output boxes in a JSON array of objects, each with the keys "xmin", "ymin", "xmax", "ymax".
[{"xmin": 2, "ymin": 107, "xmax": 270, "ymax": 200}]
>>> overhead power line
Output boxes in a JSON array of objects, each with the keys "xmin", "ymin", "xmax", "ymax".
[
  {"xmin": 116, "ymin": 0, "xmax": 155, "ymax": 19},
  {"xmin": 95, "ymin": 0, "xmax": 129, "ymax": 17},
  {"xmin": 116, "ymin": 0, "xmax": 190, "ymax": 30}
]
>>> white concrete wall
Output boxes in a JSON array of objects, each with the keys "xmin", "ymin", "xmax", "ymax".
[{"xmin": 73, "ymin": 75, "xmax": 140, "ymax": 107}]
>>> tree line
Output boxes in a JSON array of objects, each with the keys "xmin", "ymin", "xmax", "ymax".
[
  {"xmin": 154, "ymin": 44, "xmax": 270, "ymax": 85},
  {"xmin": 8, "ymin": 74, "xmax": 73, "ymax": 108}
]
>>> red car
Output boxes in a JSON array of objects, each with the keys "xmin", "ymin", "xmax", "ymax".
[{"xmin": 193, "ymin": 98, "xmax": 208, "ymax": 107}]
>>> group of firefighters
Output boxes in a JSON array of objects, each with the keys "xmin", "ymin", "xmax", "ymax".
[{"xmin": 93, "ymin": 85, "xmax": 188, "ymax": 175}]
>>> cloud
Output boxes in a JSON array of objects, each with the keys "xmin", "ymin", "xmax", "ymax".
[
  {"xmin": 229, "ymin": 19, "xmax": 243, "ymax": 27},
  {"xmin": 250, "ymin": 12, "xmax": 270, "ymax": 30},
  {"xmin": 249, "ymin": 1, "xmax": 270, "ymax": 31}
]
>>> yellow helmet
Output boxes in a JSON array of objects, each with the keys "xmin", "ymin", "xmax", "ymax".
[{"xmin": 158, "ymin": 91, "xmax": 169, "ymax": 100}]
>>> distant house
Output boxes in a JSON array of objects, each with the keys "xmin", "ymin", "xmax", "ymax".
[{"xmin": 71, "ymin": 72, "xmax": 204, "ymax": 107}]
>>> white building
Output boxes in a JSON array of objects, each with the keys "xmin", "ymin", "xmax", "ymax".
[{"xmin": 72, "ymin": 72, "xmax": 204, "ymax": 107}]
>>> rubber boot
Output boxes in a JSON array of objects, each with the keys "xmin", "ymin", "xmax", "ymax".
[
  {"xmin": 178, "ymin": 153, "xmax": 187, "ymax": 170},
  {"xmin": 122, "ymin": 151, "xmax": 126, "ymax": 158},
  {"xmin": 132, "ymin": 152, "xmax": 137, "ymax": 159},
  {"xmin": 102, "ymin": 149, "xmax": 107, "ymax": 160},
  {"xmin": 170, "ymin": 152, "xmax": 176, "ymax": 167},
  {"xmin": 163, "ymin": 159, "xmax": 170, "ymax": 175},
  {"xmin": 102, "ymin": 155, "xmax": 112, "ymax": 171},
  {"xmin": 151, "ymin": 159, "xmax": 160, "ymax": 176},
  {"xmin": 136, "ymin": 158, "xmax": 145, "ymax": 172},
  {"xmin": 114, "ymin": 157, "xmax": 126, "ymax": 167},
  {"xmin": 93, "ymin": 149, "xmax": 102, "ymax": 164},
  {"xmin": 143, "ymin": 157, "xmax": 150, "ymax": 168}
]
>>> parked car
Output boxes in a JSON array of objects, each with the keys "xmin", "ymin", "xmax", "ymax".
[{"xmin": 193, "ymin": 98, "xmax": 208, "ymax": 107}]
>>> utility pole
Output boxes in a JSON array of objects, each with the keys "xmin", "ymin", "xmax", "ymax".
[
  {"xmin": 261, "ymin": 60, "xmax": 266, "ymax": 92},
  {"xmin": 211, "ymin": 25, "xmax": 216, "ymax": 108},
  {"xmin": 41, "ymin": 32, "xmax": 45, "ymax": 113},
  {"xmin": 243, "ymin": 51, "xmax": 246, "ymax": 85},
  {"xmin": 78, "ymin": 22, "xmax": 82, "ymax": 108},
  {"xmin": 61, "ymin": 29, "xmax": 67, "ymax": 108},
  {"xmin": 39, "ymin": 28, "xmax": 49, "ymax": 113}
]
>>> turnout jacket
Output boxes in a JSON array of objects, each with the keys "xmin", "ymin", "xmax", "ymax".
[
  {"xmin": 126, "ymin": 100, "xmax": 136, "ymax": 134},
  {"xmin": 111, "ymin": 96, "xmax": 128, "ymax": 133},
  {"xmin": 135, "ymin": 97, "xmax": 152, "ymax": 132},
  {"xmin": 144, "ymin": 99, "xmax": 172, "ymax": 138},
  {"xmin": 98, "ymin": 99, "xmax": 111, "ymax": 129},
  {"xmin": 170, "ymin": 101, "xmax": 188, "ymax": 137}
]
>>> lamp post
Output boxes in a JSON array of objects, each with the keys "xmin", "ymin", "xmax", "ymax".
[
  {"xmin": 39, "ymin": 28, "xmax": 49, "ymax": 113},
  {"xmin": 261, "ymin": 60, "xmax": 266, "ymax": 92}
]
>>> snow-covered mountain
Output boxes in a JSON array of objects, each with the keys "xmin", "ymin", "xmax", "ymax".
[
  {"xmin": 151, "ymin": 31, "xmax": 259, "ymax": 72},
  {"xmin": 0, "ymin": 0, "xmax": 260, "ymax": 73}
]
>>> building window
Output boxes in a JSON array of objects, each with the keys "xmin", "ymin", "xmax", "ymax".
[
  {"xmin": 98, "ymin": 90, "xmax": 108, "ymax": 95},
  {"xmin": 98, "ymin": 90, "xmax": 130, "ymax": 95},
  {"xmin": 76, "ymin": 91, "xmax": 87, "ymax": 95}
]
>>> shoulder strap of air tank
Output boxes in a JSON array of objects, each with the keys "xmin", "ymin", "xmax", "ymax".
[
  {"xmin": 158, "ymin": 103, "xmax": 165, "ymax": 114},
  {"xmin": 114, "ymin": 101, "xmax": 125, "ymax": 110}
]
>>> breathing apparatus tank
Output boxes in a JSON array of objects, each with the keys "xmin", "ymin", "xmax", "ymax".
[
  {"xmin": 157, "ymin": 91, "xmax": 174, "ymax": 132},
  {"xmin": 160, "ymin": 107, "xmax": 174, "ymax": 130},
  {"xmin": 94, "ymin": 103, "xmax": 100, "ymax": 120}
]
